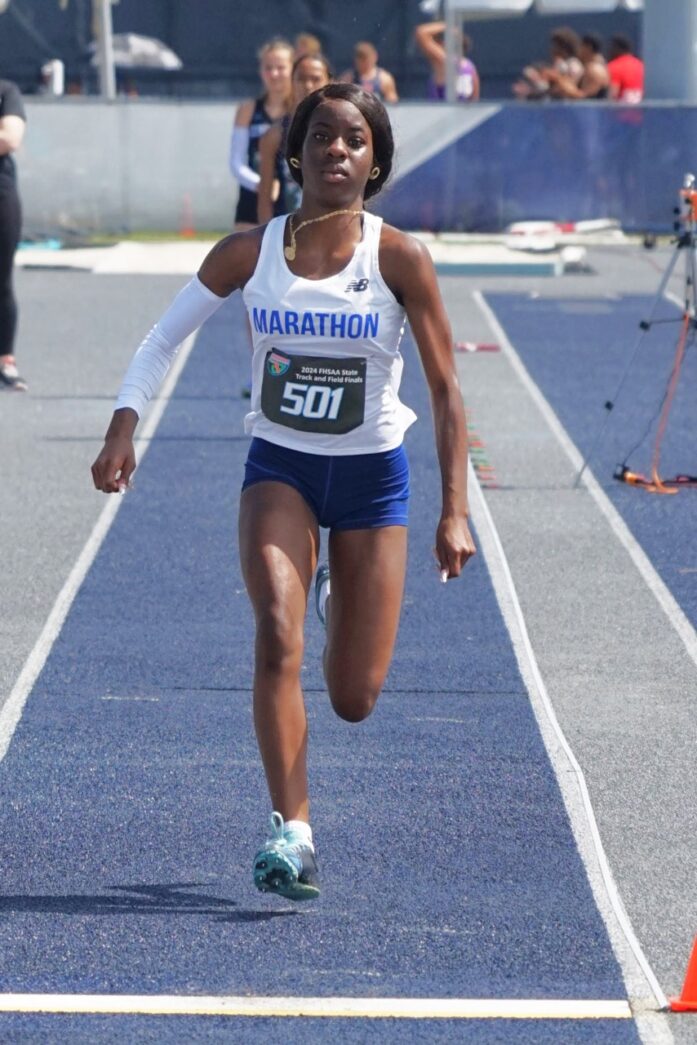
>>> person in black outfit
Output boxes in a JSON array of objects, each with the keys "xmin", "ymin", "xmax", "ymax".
[
  {"xmin": 339, "ymin": 42, "xmax": 399, "ymax": 103},
  {"xmin": 256, "ymin": 53, "xmax": 332, "ymax": 225},
  {"xmin": 229, "ymin": 39, "xmax": 293, "ymax": 232},
  {"xmin": 0, "ymin": 78, "xmax": 26, "ymax": 391}
]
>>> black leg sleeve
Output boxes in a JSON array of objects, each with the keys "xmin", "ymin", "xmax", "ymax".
[{"xmin": 0, "ymin": 179, "xmax": 22, "ymax": 357}]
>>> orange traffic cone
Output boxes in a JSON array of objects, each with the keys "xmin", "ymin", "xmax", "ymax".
[
  {"xmin": 671, "ymin": 937, "xmax": 697, "ymax": 1011},
  {"xmin": 180, "ymin": 193, "xmax": 195, "ymax": 238}
]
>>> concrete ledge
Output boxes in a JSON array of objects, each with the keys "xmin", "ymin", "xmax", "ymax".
[{"xmin": 17, "ymin": 237, "xmax": 572, "ymax": 278}]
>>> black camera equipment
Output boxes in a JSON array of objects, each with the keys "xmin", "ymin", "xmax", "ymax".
[{"xmin": 575, "ymin": 173, "xmax": 697, "ymax": 493}]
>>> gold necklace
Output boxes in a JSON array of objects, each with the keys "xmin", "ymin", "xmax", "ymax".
[{"xmin": 284, "ymin": 209, "xmax": 363, "ymax": 262}]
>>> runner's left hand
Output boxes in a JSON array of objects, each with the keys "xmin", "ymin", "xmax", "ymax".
[{"xmin": 434, "ymin": 514, "xmax": 476, "ymax": 581}]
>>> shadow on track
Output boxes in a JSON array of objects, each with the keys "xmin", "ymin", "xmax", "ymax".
[{"xmin": 0, "ymin": 882, "xmax": 297, "ymax": 922}]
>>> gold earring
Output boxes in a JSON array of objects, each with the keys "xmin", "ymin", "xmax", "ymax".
[
  {"xmin": 289, "ymin": 157, "xmax": 301, "ymax": 169},
  {"xmin": 369, "ymin": 166, "xmax": 380, "ymax": 180}
]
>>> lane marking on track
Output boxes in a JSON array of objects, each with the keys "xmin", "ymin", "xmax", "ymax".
[
  {"xmin": 0, "ymin": 332, "xmax": 198, "ymax": 764},
  {"xmin": 467, "ymin": 462, "xmax": 671, "ymax": 1030},
  {"xmin": 0, "ymin": 994, "xmax": 632, "ymax": 1019},
  {"xmin": 0, "ymin": 302, "xmax": 667, "ymax": 1033},
  {"xmin": 473, "ymin": 290, "xmax": 697, "ymax": 677},
  {"xmin": 470, "ymin": 294, "xmax": 674, "ymax": 1025}
]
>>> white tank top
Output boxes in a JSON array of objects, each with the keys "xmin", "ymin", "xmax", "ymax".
[{"xmin": 242, "ymin": 211, "xmax": 416, "ymax": 455}]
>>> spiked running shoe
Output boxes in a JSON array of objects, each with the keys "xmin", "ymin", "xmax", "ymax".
[
  {"xmin": 314, "ymin": 563, "xmax": 330, "ymax": 627},
  {"xmin": 253, "ymin": 811, "xmax": 320, "ymax": 901}
]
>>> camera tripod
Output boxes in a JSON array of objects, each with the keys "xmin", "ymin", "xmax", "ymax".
[{"xmin": 575, "ymin": 173, "xmax": 697, "ymax": 493}]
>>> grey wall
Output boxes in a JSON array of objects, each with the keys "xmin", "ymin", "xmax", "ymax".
[
  {"xmin": 19, "ymin": 98, "xmax": 237, "ymax": 235},
  {"xmin": 18, "ymin": 98, "xmax": 490, "ymax": 237},
  {"xmin": 20, "ymin": 99, "xmax": 238, "ymax": 235},
  {"xmin": 22, "ymin": 96, "xmax": 682, "ymax": 238}
]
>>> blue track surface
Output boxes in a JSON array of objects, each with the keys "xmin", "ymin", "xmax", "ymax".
[
  {"xmin": 0, "ymin": 1015, "xmax": 641, "ymax": 1043},
  {"xmin": 0, "ymin": 295, "xmax": 639, "ymax": 1041},
  {"xmin": 487, "ymin": 293, "xmax": 697, "ymax": 629}
]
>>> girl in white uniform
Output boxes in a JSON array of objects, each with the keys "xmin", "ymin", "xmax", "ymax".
[
  {"xmin": 243, "ymin": 207, "xmax": 414, "ymax": 455},
  {"xmin": 91, "ymin": 83, "xmax": 475, "ymax": 901}
]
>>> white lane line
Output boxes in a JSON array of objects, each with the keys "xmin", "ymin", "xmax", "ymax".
[
  {"xmin": 0, "ymin": 994, "xmax": 632, "ymax": 1019},
  {"xmin": 0, "ymin": 333, "xmax": 197, "ymax": 764},
  {"xmin": 473, "ymin": 290, "xmax": 697, "ymax": 675},
  {"xmin": 466, "ymin": 463, "xmax": 669, "ymax": 1018}
]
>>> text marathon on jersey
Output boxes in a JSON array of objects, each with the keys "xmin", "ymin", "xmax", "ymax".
[{"xmin": 252, "ymin": 308, "xmax": 379, "ymax": 339}]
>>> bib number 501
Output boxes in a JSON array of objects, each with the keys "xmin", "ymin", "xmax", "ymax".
[{"xmin": 280, "ymin": 382, "xmax": 344, "ymax": 421}]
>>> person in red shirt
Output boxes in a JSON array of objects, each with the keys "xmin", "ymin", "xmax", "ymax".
[{"xmin": 607, "ymin": 35, "xmax": 644, "ymax": 103}]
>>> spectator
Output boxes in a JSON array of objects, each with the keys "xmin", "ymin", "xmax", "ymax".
[
  {"xmin": 0, "ymin": 76, "xmax": 27, "ymax": 392},
  {"xmin": 257, "ymin": 52, "xmax": 332, "ymax": 225},
  {"xmin": 414, "ymin": 21, "xmax": 479, "ymax": 102},
  {"xmin": 514, "ymin": 27, "xmax": 583, "ymax": 101},
  {"xmin": 546, "ymin": 33, "xmax": 610, "ymax": 99},
  {"xmin": 293, "ymin": 32, "xmax": 322, "ymax": 59},
  {"xmin": 607, "ymin": 35, "xmax": 644, "ymax": 103},
  {"xmin": 340, "ymin": 41, "xmax": 398, "ymax": 103},
  {"xmin": 229, "ymin": 38, "xmax": 293, "ymax": 231}
]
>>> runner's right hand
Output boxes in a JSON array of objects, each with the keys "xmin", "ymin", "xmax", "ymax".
[{"xmin": 91, "ymin": 436, "xmax": 136, "ymax": 494}]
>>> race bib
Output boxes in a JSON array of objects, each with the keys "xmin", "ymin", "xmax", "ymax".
[
  {"xmin": 456, "ymin": 72, "xmax": 474, "ymax": 99},
  {"xmin": 261, "ymin": 351, "xmax": 366, "ymax": 434}
]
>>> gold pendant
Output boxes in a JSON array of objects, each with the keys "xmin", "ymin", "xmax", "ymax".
[{"xmin": 284, "ymin": 245, "xmax": 296, "ymax": 261}]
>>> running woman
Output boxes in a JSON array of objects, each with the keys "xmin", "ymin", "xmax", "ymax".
[
  {"xmin": 91, "ymin": 83, "xmax": 475, "ymax": 902},
  {"xmin": 229, "ymin": 38, "xmax": 293, "ymax": 232}
]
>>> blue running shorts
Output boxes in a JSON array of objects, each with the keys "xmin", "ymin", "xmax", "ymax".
[{"xmin": 242, "ymin": 438, "xmax": 410, "ymax": 530}]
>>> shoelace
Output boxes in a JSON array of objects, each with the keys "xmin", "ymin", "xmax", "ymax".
[
  {"xmin": 265, "ymin": 811, "xmax": 310, "ymax": 857},
  {"xmin": 267, "ymin": 810, "xmax": 285, "ymax": 846}
]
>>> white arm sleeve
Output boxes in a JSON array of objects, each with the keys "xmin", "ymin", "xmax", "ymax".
[
  {"xmin": 115, "ymin": 275, "xmax": 227, "ymax": 418},
  {"xmin": 229, "ymin": 126, "xmax": 260, "ymax": 192}
]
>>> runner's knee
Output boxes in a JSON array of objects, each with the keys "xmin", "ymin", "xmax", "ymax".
[
  {"xmin": 328, "ymin": 675, "xmax": 382, "ymax": 723},
  {"xmin": 254, "ymin": 607, "xmax": 304, "ymax": 676}
]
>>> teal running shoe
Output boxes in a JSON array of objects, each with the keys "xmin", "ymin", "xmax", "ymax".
[
  {"xmin": 253, "ymin": 812, "xmax": 320, "ymax": 901},
  {"xmin": 314, "ymin": 563, "xmax": 330, "ymax": 626}
]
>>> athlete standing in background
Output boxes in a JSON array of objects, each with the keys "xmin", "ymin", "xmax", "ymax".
[
  {"xmin": 0, "ymin": 76, "xmax": 27, "ymax": 391},
  {"xmin": 229, "ymin": 39, "xmax": 293, "ymax": 231},
  {"xmin": 293, "ymin": 33, "xmax": 322, "ymax": 60},
  {"xmin": 415, "ymin": 20, "xmax": 480, "ymax": 102},
  {"xmin": 91, "ymin": 84, "xmax": 475, "ymax": 902},
  {"xmin": 339, "ymin": 41, "xmax": 399, "ymax": 103},
  {"xmin": 256, "ymin": 52, "xmax": 332, "ymax": 226}
]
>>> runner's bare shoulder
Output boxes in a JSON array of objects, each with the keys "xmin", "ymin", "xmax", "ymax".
[
  {"xmin": 377, "ymin": 223, "xmax": 435, "ymax": 303},
  {"xmin": 199, "ymin": 225, "xmax": 266, "ymax": 297}
]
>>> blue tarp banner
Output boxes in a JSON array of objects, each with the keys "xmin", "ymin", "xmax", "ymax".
[{"xmin": 377, "ymin": 105, "xmax": 697, "ymax": 233}]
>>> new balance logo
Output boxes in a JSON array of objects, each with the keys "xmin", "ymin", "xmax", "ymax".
[{"xmin": 345, "ymin": 278, "xmax": 369, "ymax": 292}]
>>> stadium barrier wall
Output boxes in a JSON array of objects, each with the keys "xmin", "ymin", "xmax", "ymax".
[{"xmin": 19, "ymin": 99, "xmax": 697, "ymax": 237}]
